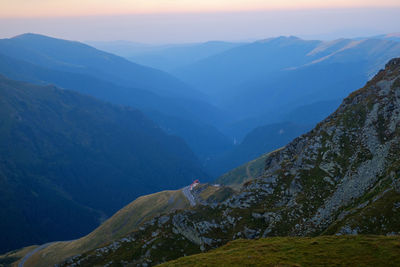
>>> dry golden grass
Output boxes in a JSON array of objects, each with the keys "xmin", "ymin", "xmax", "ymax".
[
  {"xmin": 198, "ymin": 185, "xmax": 221, "ymax": 200},
  {"xmin": 217, "ymin": 148, "xmax": 284, "ymax": 189},
  {"xmin": 0, "ymin": 245, "xmax": 38, "ymax": 267},
  {"xmin": 23, "ymin": 189, "xmax": 189, "ymax": 267},
  {"xmin": 160, "ymin": 235, "xmax": 400, "ymax": 267}
]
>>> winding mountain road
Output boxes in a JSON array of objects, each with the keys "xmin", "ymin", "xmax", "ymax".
[
  {"xmin": 18, "ymin": 187, "xmax": 197, "ymax": 266},
  {"xmin": 18, "ymin": 242, "xmax": 54, "ymax": 267},
  {"xmin": 182, "ymin": 186, "xmax": 196, "ymax": 206}
]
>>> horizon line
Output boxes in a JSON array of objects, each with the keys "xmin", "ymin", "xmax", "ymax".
[
  {"xmin": 3, "ymin": 31, "xmax": 398, "ymax": 45},
  {"xmin": 1, "ymin": 5, "xmax": 400, "ymax": 19}
]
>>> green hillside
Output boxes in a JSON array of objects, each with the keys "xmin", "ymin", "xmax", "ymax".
[
  {"xmin": 0, "ymin": 75, "xmax": 206, "ymax": 253},
  {"xmin": 216, "ymin": 150, "xmax": 279, "ymax": 189},
  {"xmin": 7, "ymin": 183, "xmax": 233, "ymax": 267},
  {"xmin": 19, "ymin": 190, "xmax": 189, "ymax": 267},
  {"xmin": 161, "ymin": 235, "xmax": 400, "ymax": 267}
]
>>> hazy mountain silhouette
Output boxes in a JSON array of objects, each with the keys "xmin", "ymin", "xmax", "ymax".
[
  {"xmin": 171, "ymin": 36, "xmax": 400, "ymax": 142},
  {"xmin": 0, "ymin": 35, "xmax": 234, "ymax": 166},
  {"xmin": 87, "ymin": 40, "xmax": 243, "ymax": 72},
  {"xmin": 174, "ymin": 36, "xmax": 321, "ymax": 103},
  {"xmin": 0, "ymin": 33, "xmax": 203, "ymax": 99}
]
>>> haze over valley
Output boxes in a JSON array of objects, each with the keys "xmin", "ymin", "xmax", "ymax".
[{"xmin": 1, "ymin": 1, "xmax": 400, "ymax": 266}]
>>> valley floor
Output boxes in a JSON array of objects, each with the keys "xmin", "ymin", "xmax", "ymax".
[{"xmin": 160, "ymin": 235, "xmax": 400, "ymax": 267}]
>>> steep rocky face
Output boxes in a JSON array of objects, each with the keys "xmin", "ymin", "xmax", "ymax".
[
  {"xmin": 57, "ymin": 59, "xmax": 400, "ymax": 267},
  {"xmin": 232, "ymin": 58, "xmax": 400, "ymax": 237}
]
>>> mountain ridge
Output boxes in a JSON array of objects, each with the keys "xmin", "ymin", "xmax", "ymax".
[
  {"xmin": 0, "ymin": 35, "xmax": 234, "ymax": 167},
  {"xmin": 173, "ymin": 35, "xmax": 400, "ymax": 132},
  {"xmin": 3, "ymin": 33, "xmax": 203, "ymax": 100}
]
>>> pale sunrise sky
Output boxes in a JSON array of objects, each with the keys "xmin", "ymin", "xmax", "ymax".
[
  {"xmin": 1, "ymin": 0, "xmax": 400, "ymax": 17},
  {"xmin": 0, "ymin": 0, "xmax": 399, "ymax": 43}
]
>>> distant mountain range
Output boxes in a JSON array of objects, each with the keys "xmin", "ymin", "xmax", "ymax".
[
  {"xmin": 367, "ymin": 32, "xmax": 400, "ymax": 42},
  {"xmin": 171, "ymin": 35, "xmax": 400, "ymax": 140},
  {"xmin": 0, "ymin": 75, "xmax": 207, "ymax": 253},
  {"xmin": 2, "ymin": 33, "xmax": 400, "ymax": 177},
  {"xmin": 174, "ymin": 36, "xmax": 321, "ymax": 101},
  {"xmin": 86, "ymin": 40, "xmax": 243, "ymax": 72},
  {"xmin": 0, "ymin": 34, "xmax": 234, "ymax": 167},
  {"xmin": 0, "ymin": 33, "xmax": 201, "ymax": 99},
  {"xmin": 175, "ymin": 35, "xmax": 400, "ymax": 105}
]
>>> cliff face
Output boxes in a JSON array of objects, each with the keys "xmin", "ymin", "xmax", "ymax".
[
  {"xmin": 238, "ymin": 57, "xmax": 400, "ymax": 237},
  {"xmin": 58, "ymin": 59, "xmax": 400, "ymax": 267}
]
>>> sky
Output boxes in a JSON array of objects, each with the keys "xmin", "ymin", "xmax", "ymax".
[{"xmin": 0, "ymin": 0, "xmax": 399, "ymax": 43}]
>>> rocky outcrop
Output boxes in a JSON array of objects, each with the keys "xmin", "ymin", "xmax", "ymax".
[{"xmin": 59, "ymin": 58, "xmax": 400, "ymax": 267}]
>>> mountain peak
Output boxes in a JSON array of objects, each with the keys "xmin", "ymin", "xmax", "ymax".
[
  {"xmin": 386, "ymin": 57, "xmax": 400, "ymax": 68},
  {"xmin": 365, "ymin": 57, "xmax": 400, "ymax": 88},
  {"xmin": 256, "ymin": 35, "xmax": 303, "ymax": 43},
  {"xmin": 386, "ymin": 32, "xmax": 400, "ymax": 38},
  {"xmin": 12, "ymin": 32, "xmax": 59, "ymax": 40}
]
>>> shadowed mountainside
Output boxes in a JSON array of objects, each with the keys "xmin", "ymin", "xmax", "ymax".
[
  {"xmin": 0, "ymin": 34, "xmax": 234, "ymax": 168},
  {"xmin": 87, "ymin": 40, "xmax": 243, "ymax": 72},
  {"xmin": 174, "ymin": 36, "xmax": 400, "ymax": 140},
  {"xmin": 207, "ymin": 122, "xmax": 311, "ymax": 176},
  {"xmin": 0, "ymin": 75, "xmax": 207, "ymax": 253}
]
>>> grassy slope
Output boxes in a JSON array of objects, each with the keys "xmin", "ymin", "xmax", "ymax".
[
  {"xmin": 22, "ymin": 190, "xmax": 189, "ymax": 267},
  {"xmin": 193, "ymin": 184, "xmax": 235, "ymax": 204},
  {"xmin": 0, "ymin": 246, "xmax": 37, "ymax": 267},
  {"xmin": 215, "ymin": 154, "xmax": 267, "ymax": 189},
  {"xmin": 216, "ymin": 148, "xmax": 283, "ymax": 189},
  {"xmin": 161, "ymin": 235, "xmax": 400, "ymax": 267}
]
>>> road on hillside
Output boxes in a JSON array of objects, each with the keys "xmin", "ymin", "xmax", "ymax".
[
  {"xmin": 18, "ymin": 242, "xmax": 55, "ymax": 267},
  {"xmin": 182, "ymin": 186, "xmax": 196, "ymax": 206},
  {"xmin": 19, "ymin": 187, "xmax": 197, "ymax": 267}
]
